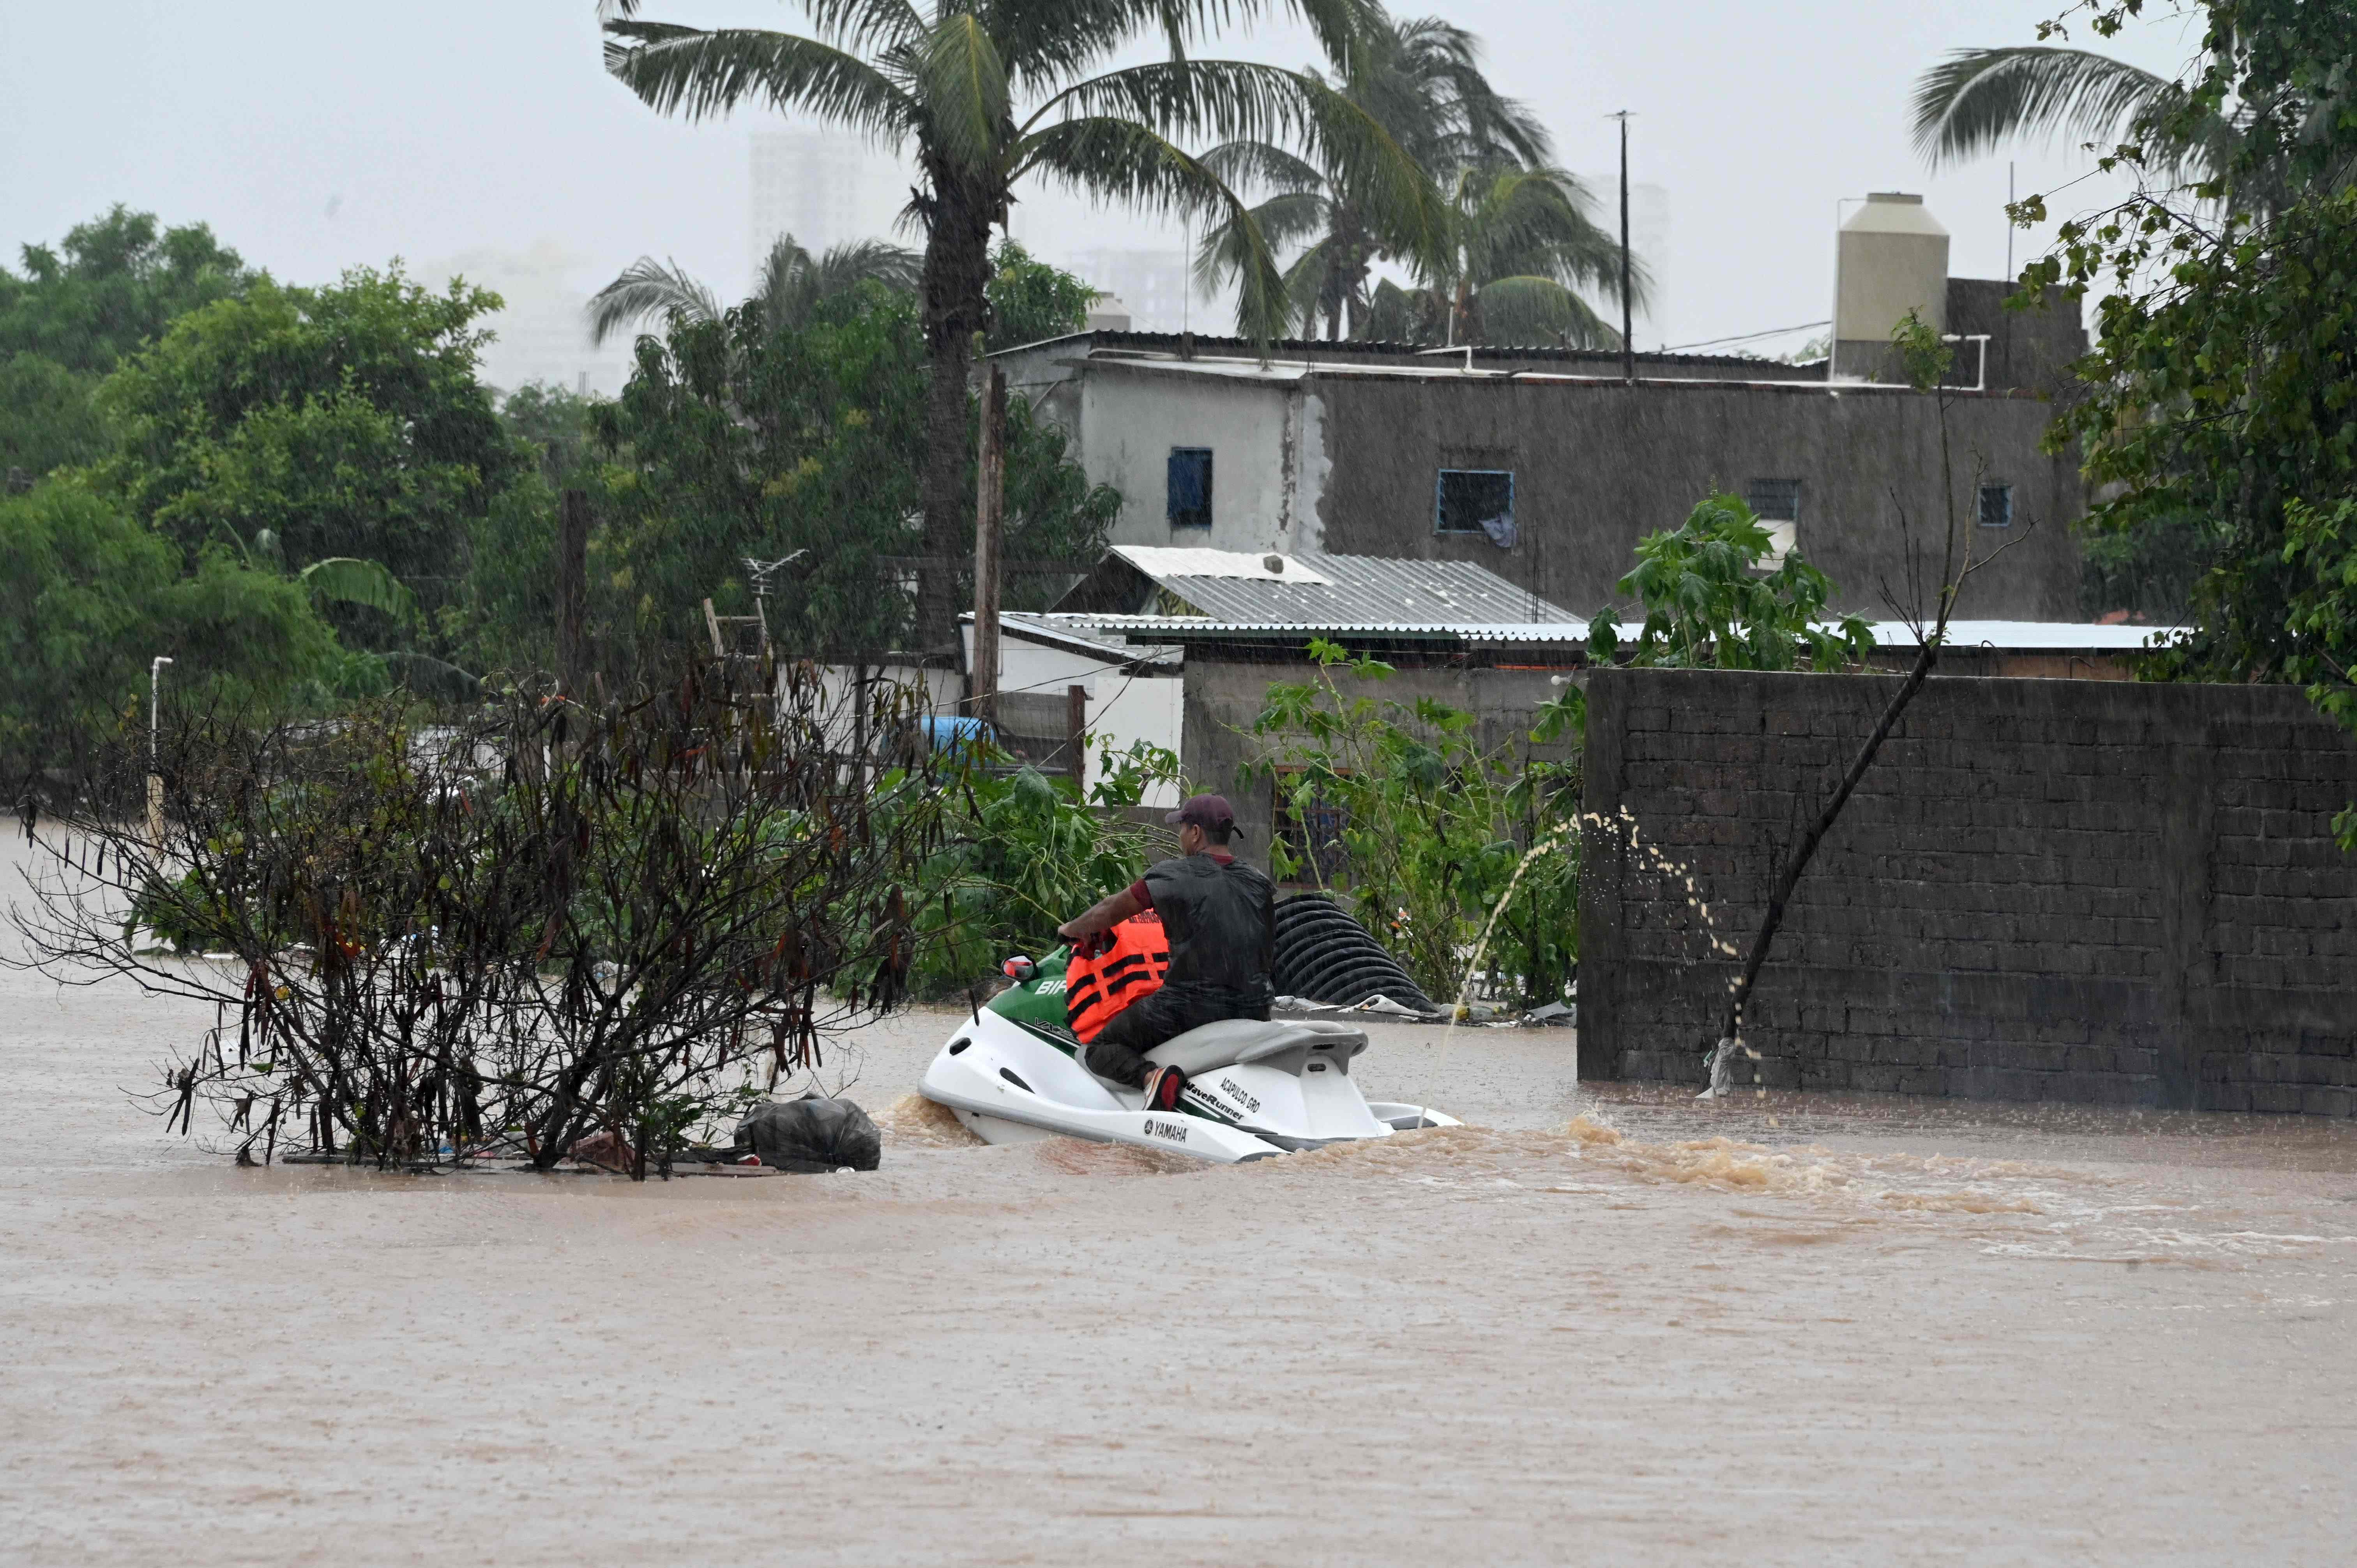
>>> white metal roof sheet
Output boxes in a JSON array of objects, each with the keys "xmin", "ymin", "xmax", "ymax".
[
  {"xmin": 1109, "ymin": 546, "xmax": 1333, "ymax": 584},
  {"xmin": 1074, "ymin": 614, "xmax": 2187, "ymax": 652}
]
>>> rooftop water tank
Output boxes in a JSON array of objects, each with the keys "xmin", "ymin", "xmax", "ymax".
[{"xmin": 1834, "ymin": 193, "xmax": 1949, "ymax": 381}]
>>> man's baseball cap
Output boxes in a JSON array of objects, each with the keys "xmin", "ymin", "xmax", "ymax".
[{"xmin": 1165, "ymin": 793, "xmax": 1240, "ymax": 834}]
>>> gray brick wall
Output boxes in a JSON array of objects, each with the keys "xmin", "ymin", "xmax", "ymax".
[{"xmin": 1578, "ymin": 670, "xmax": 2357, "ymax": 1116}]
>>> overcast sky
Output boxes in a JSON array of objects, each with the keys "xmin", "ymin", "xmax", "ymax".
[{"xmin": 4, "ymin": 0, "xmax": 2205, "ymax": 368}]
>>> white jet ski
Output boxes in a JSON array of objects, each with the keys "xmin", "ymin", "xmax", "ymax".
[{"xmin": 918, "ymin": 948, "xmax": 1458, "ymax": 1164}]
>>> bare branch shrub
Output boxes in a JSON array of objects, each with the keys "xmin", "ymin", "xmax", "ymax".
[{"xmin": 9, "ymin": 660, "xmax": 950, "ymax": 1176}]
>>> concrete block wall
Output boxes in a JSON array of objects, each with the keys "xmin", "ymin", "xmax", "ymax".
[{"xmin": 1578, "ymin": 669, "xmax": 2357, "ymax": 1115}]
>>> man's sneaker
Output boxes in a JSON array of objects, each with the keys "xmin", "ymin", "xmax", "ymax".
[{"xmin": 1140, "ymin": 1064, "xmax": 1188, "ymax": 1113}]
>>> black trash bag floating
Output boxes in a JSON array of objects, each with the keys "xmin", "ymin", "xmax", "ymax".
[{"xmin": 734, "ymin": 1096, "xmax": 883, "ymax": 1173}]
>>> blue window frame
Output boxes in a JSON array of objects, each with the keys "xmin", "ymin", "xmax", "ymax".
[{"xmin": 1167, "ymin": 447, "xmax": 1213, "ymax": 528}]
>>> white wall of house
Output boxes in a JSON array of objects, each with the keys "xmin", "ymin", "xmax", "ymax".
[
  {"xmin": 1084, "ymin": 675, "xmax": 1184, "ymax": 808},
  {"xmin": 961, "ymin": 623, "xmax": 1122, "ymax": 705},
  {"xmin": 955, "ymin": 620, "xmax": 1183, "ymax": 802},
  {"xmin": 1076, "ymin": 368, "xmax": 1326, "ymax": 555},
  {"xmin": 802, "ymin": 661, "xmax": 960, "ymax": 742}
]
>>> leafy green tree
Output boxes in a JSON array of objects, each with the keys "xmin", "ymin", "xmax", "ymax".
[
  {"xmin": 1197, "ymin": 7, "xmax": 1566, "ymax": 340},
  {"xmin": 0, "ymin": 480, "xmax": 347, "ymax": 783},
  {"xmin": 0, "ymin": 206, "xmax": 253, "ymax": 374},
  {"xmin": 0, "ymin": 353, "xmax": 109, "ymax": 476},
  {"xmin": 985, "ymin": 240, "xmax": 1098, "ymax": 347},
  {"xmin": 893, "ymin": 750, "xmax": 1182, "ymax": 999},
  {"xmin": 500, "ymin": 381, "xmax": 603, "ymax": 490},
  {"xmin": 1586, "ymin": 493, "xmax": 1872, "ymax": 669},
  {"xmin": 93, "ymin": 267, "xmax": 527, "ymax": 630},
  {"xmin": 601, "ymin": 0, "xmax": 1447, "ymax": 643},
  {"xmin": 2027, "ymin": 0, "xmax": 2357, "ymax": 833},
  {"xmin": 0, "ymin": 206, "xmax": 254, "ymax": 482},
  {"xmin": 486, "ymin": 283, "xmax": 1114, "ymax": 683}
]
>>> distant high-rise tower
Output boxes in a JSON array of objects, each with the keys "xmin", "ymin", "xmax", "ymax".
[
  {"xmin": 1064, "ymin": 248, "xmax": 1201, "ymax": 334},
  {"xmin": 747, "ymin": 128, "xmax": 910, "ymax": 277}
]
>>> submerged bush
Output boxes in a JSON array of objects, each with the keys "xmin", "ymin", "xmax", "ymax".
[{"xmin": 12, "ymin": 661, "xmax": 951, "ymax": 1176}]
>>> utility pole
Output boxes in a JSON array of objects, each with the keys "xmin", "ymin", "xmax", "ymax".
[
  {"xmin": 147, "ymin": 656, "xmax": 173, "ymax": 851},
  {"xmin": 1613, "ymin": 111, "xmax": 1635, "ymax": 383},
  {"xmin": 970, "ymin": 364, "xmax": 1007, "ymax": 727}
]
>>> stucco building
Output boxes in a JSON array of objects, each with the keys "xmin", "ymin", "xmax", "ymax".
[{"xmin": 988, "ymin": 193, "xmax": 2090, "ymax": 622}]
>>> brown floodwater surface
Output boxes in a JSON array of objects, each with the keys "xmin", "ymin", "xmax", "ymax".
[{"xmin": 4, "ymin": 832, "xmax": 2353, "ymax": 1565}]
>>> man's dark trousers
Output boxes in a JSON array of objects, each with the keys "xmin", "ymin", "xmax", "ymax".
[{"xmin": 1083, "ymin": 984, "xmax": 1269, "ymax": 1088}]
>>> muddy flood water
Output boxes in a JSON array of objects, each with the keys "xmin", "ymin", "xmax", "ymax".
[{"xmin": 5, "ymin": 848, "xmax": 2354, "ymax": 1564}]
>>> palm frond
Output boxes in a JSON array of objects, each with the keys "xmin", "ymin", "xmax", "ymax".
[
  {"xmin": 1198, "ymin": 138, "xmax": 1325, "ymax": 194},
  {"xmin": 912, "ymin": 13, "xmax": 1012, "ymax": 175},
  {"xmin": 1194, "ymin": 190, "xmax": 1330, "ymax": 307},
  {"xmin": 1013, "ymin": 115, "xmax": 1291, "ymax": 344},
  {"xmin": 1910, "ymin": 46, "xmax": 2203, "ymax": 175},
  {"xmin": 1375, "ymin": 14, "xmax": 1552, "ymax": 171},
  {"xmin": 587, "ymin": 255, "xmax": 721, "ymax": 346},
  {"xmin": 1470, "ymin": 275, "xmax": 1618, "ymax": 350},
  {"xmin": 1026, "ymin": 58, "xmax": 1320, "ymax": 148},
  {"xmin": 799, "ymin": 0, "xmax": 927, "ymax": 59},
  {"xmin": 603, "ymin": 21, "xmax": 915, "ymax": 143},
  {"xmin": 1277, "ymin": 236, "xmax": 1344, "ymax": 334},
  {"xmin": 812, "ymin": 236, "xmax": 924, "ymax": 295},
  {"xmin": 1456, "ymin": 167, "xmax": 1645, "ymax": 305}
]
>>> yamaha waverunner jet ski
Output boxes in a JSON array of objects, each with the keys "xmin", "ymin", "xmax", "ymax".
[{"xmin": 918, "ymin": 948, "xmax": 1458, "ymax": 1164}]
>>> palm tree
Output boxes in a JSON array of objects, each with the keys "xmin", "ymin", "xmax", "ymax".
[
  {"xmin": 1424, "ymin": 164, "xmax": 1632, "ymax": 347},
  {"xmin": 588, "ymin": 233, "xmax": 923, "ymax": 344},
  {"xmin": 1911, "ymin": 47, "xmax": 2242, "ymax": 193},
  {"xmin": 1195, "ymin": 8, "xmax": 1550, "ymax": 338},
  {"xmin": 601, "ymin": 0, "xmax": 1447, "ymax": 643},
  {"xmin": 1348, "ymin": 166, "xmax": 1636, "ymax": 348}
]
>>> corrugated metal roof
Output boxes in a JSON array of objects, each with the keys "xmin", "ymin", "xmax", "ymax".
[
  {"xmin": 986, "ymin": 327, "xmax": 1816, "ymax": 374},
  {"xmin": 1065, "ymin": 615, "xmax": 1588, "ymax": 646},
  {"xmin": 1063, "ymin": 614, "xmax": 2187, "ymax": 653},
  {"xmin": 991, "ymin": 610, "xmax": 1182, "ymax": 666},
  {"xmin": 1114, "ymin": 549, "xmax": 1571, "ymax": 626}
]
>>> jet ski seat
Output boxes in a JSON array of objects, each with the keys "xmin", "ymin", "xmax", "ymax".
[{"xmin": 1143, "ymin": 1018, "xmax": 1368, "ymax": 1078}]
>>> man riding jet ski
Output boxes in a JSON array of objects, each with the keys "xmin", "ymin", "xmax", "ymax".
[
  {"xmin": 1055, "ymin": 793, "xmax": 1272, "ymax": 1114},
  {"xmin": 916, "ymin": 796, "xmax": 1458, "ymax": 1162}
]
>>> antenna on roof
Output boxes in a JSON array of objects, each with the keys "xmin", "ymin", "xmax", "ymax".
[{"xmin": 1608, "ymin": 110, "xmax": 1636, "ymax": 384}]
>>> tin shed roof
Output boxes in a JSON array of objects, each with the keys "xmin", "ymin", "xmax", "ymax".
[{"xmin": 1057, "ymin": 546, "xmax": 1571, "ymax": 625}]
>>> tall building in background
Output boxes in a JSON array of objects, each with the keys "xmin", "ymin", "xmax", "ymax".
[
  {"xmin": 748, "ymin": 128, "xmax": 911, "ymax": 275},
  {"xmin": 1578, "ymin": 177, "xmax": 1670, "ymax": 348},
  {"xmin": 1061, "ymin": 248, "xmax": 1202, "ymax": 334},
  {"xmin": 421, "ymin": 240, "xmax": 636, "ymax": 397}
]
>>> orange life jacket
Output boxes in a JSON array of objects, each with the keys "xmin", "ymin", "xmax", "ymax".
[{"xmin": 1064, "ymin": 912, "xmax": 1169, "ymax": 1042}]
